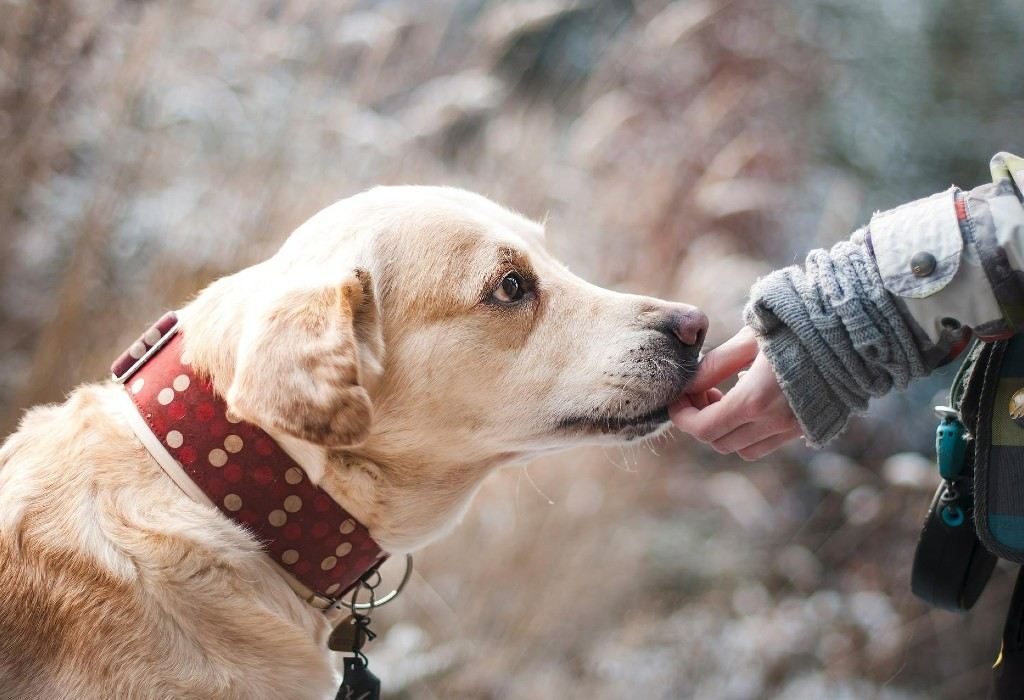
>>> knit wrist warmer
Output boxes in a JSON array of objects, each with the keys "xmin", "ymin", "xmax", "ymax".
[{"xmin": 743, "ymin": 233, "xmax": 930, "ymax": 447}]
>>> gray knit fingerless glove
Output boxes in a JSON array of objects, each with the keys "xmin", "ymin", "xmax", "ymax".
[{"xmin": 743, "ymin": 230, "xmax": 931, "ymax": 447}]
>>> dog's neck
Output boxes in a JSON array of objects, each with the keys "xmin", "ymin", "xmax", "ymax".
[{"xmin": 335, "ymin": 445, "xmax": 505, "ymax": 553}]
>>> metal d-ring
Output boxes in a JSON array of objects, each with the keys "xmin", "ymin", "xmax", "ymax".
[{"xmin": 343, "ymin": 554, "xmax": 414, "ymax": 611}]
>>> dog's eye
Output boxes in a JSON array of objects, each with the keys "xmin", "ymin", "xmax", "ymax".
[{"xmin": 492, "ymin": 271, "xmax": 526, "ymax": 304}]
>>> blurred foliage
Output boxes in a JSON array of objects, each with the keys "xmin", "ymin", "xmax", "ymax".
[
  {"xmin": 1, "ymin": 0, "xmax": 1022, "ymax": 697},
  {"xmin": 800, "ymin": 0, "xmax": 1024, "ymax": 209}
]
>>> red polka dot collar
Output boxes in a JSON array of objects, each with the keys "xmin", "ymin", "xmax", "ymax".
[{"xmin": 112, "ymin": 312, "xmax": 387, "ymax": 606}]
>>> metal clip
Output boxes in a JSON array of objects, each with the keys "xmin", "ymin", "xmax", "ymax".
[{"xmin": 334, "ymin": 554, "xmax": 414, "ymax": 611}]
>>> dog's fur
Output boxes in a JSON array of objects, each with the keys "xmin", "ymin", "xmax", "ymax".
[{"xmin": 0, "ymin": 187, "xmax": 705, "ymax": 699}]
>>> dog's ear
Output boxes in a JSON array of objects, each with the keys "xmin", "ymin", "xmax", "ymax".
[{"xmin": 226, "ymin": 270, "xmax": 380, "ymax": 449}]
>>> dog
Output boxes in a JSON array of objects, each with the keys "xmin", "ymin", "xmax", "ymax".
[{"xmin": 0, "ymin": 186, "xmax": 707, "ymax": 699}]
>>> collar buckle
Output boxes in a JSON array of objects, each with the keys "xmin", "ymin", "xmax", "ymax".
[{"xmin": 111, "ymin": 312, "xmax": 180, "ymax": 384}]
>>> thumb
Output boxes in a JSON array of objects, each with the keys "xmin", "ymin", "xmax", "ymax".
[{"xmin": 685, "ymin": 326, "xmax": 759, "ymax": 394}]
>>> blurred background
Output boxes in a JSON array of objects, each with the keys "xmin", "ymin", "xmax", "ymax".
[{"xmin": 2, "ymin": 0, "xmax": 1023, "ymax": 697}]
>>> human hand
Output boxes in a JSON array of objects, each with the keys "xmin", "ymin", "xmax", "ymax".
[{"xmin": 671, "ymin": 326, "xmax": 802, "ymax": 460}]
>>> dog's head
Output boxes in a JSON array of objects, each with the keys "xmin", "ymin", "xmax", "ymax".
[{"xmin": 183, "ymin": 187, "xmax": 706, "ymax": 549}]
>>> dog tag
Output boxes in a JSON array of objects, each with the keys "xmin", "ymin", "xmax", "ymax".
[
  {"xmin": 328, "ymin": 616, "xmax": 366, "ymax": 652},
  {"xmin": 335, "ymin": 657, "xmax": 380, "ymax": 700}
]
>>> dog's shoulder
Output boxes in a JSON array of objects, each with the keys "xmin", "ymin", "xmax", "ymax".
[
  {"xmin": 0, "ymin": 384, "xmax": 336, "ymax": 698},
  {"xmin": 0, "ymin": 384, "xmax": 150, "ymax": 696}
]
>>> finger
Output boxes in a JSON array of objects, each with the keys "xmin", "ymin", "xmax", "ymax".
[
  {"xmin": 689, "ymin": 388, "xmax": 724, "ymax": 410},
  {"xmin": 736, "ymin": 428, "xmax": 803, "ymax": 461},
  {"xmin": 670, "ymin": 388, "xmax": 750, "ymax": 443},
  {"xmin": 690, "ymin": 391, "xmax": 710, "ymax": 410},
  {"xmin": 672, "ymin": 387, "xmax": 724, "ymax": 414},
  {"xmin": 686, "ymin": 326, "xmax": 759, "ymax": 394},
  {"xmin": 710, "ymin": 420, "xmax": 786, "ymax": 455},
  {"xmin": 672, "ymin": 393, "xmax": 697, "ymax": 411}
]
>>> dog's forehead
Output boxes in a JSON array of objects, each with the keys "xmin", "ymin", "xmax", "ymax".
[
  {"xmin": 362, "ymin": 187, "xmax": 546, "ymax": 270},
  {"xmin": 381, "ymin": 186, "xmax": 545, "ymax": 248},
  {"xmin": 276, "ymin": 186, "xmax": 549, "ymax": 311},
  {"xmin": 285, "ymin": 186, "xmax": 543, "ymax": 254}
]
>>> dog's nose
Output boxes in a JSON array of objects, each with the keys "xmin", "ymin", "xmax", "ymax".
[
  {"xmin": 670, "ymin": 305, "xmax": 709, "ymax": 349},
  {"xmin": 639, "ymin": 303, "xmax": 709, "ymax": 351}
]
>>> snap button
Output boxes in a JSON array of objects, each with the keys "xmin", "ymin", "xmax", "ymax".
[
  {"xmin": 1010, "ymin": 388, "xmax": 1024, "ymax": 427},
  {"xmin": 910, "ymin": 252, "xmax": 937, "ymax": 277}
]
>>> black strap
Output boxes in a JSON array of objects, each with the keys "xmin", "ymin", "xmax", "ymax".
[{"xmin": 911, "ymin": 464, "xmax": 996, "ymax": 611}]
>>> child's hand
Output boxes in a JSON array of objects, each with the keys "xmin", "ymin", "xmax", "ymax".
[{"xmin": 671, "ymin": 326, "xmax": 802, "ymax": 460}]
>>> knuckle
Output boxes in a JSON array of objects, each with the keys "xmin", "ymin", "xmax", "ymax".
[
  {"xmin": 740, "ymin": 401, "xmax": 763, "ymax": 422},
  {"xmin": 752, "ymin": 390, "xmax": 776, "ymax": 411}
]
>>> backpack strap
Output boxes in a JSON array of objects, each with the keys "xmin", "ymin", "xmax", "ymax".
[{"xmin": 972, "ymin": 334, "xmax": 1024, "ymax": 561}]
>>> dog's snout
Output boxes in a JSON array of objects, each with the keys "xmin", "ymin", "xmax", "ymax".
[{"xmin": 639, "ymin": 303, "xmax": 708, "ymax": 351}]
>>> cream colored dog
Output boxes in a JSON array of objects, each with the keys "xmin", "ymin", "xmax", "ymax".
[{"xmin": 0, "ymin": 187, "xmax": 707, "ymax": 699}]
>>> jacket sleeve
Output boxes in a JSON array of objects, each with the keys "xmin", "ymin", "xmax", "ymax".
[{"xmin": 745, "ymin": 152, "xmax": 1024, "ymax": 447}]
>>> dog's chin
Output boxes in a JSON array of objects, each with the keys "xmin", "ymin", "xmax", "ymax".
[
  {"xmin": 557, "ymin": 405, "xmax": 672, "ymax": 442},
  {"xmin": 556, "ymin": 367, "xmax": 695, "ymax": 442}
]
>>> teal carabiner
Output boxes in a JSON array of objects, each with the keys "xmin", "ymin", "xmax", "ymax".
[{"xmin": 935, "ymin": 406, "xmax": 968, "ymax": 481}]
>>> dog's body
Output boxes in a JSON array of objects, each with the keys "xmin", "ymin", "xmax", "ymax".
[{"xmin": 0, "ymin": 187, "xmax": 706, "ymax": 699}]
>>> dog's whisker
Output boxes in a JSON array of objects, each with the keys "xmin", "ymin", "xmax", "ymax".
[
  {"xmin": 600, "ymin": 446, "xmax": 631, "ymax": 472},
  {"xmin": 514, "ymin": 467, "xmax": 523, "ymax": 514},
  {"xmin": 521, "ymin": 465, "xmax": 554, "ymax": 505}
]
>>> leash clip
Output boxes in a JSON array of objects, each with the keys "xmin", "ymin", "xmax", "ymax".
[{"xmin": 334, "ymin": 554, "xmax": 414, "ymax": 611}]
